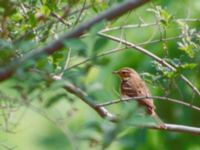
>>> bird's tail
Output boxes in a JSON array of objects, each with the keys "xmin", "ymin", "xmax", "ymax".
[{"xmin": 151, "ymin": 111, "xmax": 166, "ymax": 129}]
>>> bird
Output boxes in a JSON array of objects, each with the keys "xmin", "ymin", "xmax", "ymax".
[{"xmin": 113, "ymin": 67, "xmax": 165, "ymax": 128}]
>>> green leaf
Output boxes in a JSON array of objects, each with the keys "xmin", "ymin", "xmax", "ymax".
[
  {"xmin": 163, "ymin": 70, "xmax": 176, "ymax": 78},
  {"xmin": 179, "ymin": 63, "xmax": 197, "ymax": 70},
  {"xmin": 28, "ymin": 11, "xmax": 37, "ymax": 27},
  {"xmin": 152, "ymin": 61, "xmax": 177, "ymax": 78},
  {"xmin": 64, "ymin": 39, "xmax": 87, "ymax": 51},
  {"xmin": 178, "ymin": 41, "xmax": 195, "ymax": 58},
  {"xmin": 92, "ymin": 37, "xmax": 108, "ymax": 52},
  {"xmin": 159, "ymin": 8, "xmax": 173, "ymax": 26},
  {"xmin": 95, "ymin": 57, "xmax": 111, "ymax": 66},
  {"xmin": 0, "ymin": 40, "xmax": 15, "ymax": 66},
  {"xmin": 11, "ymin": 12, "xmax": 23, "ymax": 22},
  {"xmin": 45, "ymin": 93, "xmax": 67, "ymax": 108},
  {"xmin": 0, "ymin": 0, "xmax": 16, "ymax": 16},
  {"xmin": 141, "ymin": 72, "xmax": 155, "ymax": 84},
  {"xmin": 68, "ymin": 0, "xmax": 80, "ymax": 6},
  {"xmin": 36, "ymin": 58, "xmax": 48, "ymax": 69},
  {"xmin": 90, "ymin": 0, "xmax": 99, "ymax": 13},
  {"xmin": 147, "ymin": 6, "xmax": 172, "ymax": 27},
  {"xmin": 40, "ymin": 5, "xmax": 51, "ymax": 17},
  {"xmin": 89, "ymin": 20, "xmax": 106, "ymax": 36},
  {"xmin": 102, "ymin": 123, "xmax": 121, "ymax": 149},
  {"xmin": 51, "ymin": 52, "xmax": 65, "ymax": 66},
  {"xmin": 16, "ymin": 40, "xmax": 36, "ymax": 52},
  {"xmin": 85, "ymin": 121, "xmax": 102, "ymax": 133},
  {"xmin": 42, "ymin": 0, "xmax": 47, "ymax": 3}
]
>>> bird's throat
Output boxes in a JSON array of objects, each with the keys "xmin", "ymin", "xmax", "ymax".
[{"xmin": 122, "ymin": 77, "xmax": 130, "ymax": 81}]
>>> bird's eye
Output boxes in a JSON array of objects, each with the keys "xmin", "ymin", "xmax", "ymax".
[
  {"xmin": 121, "ymin": 71, "xmax": 125, "ymax": 74},
  {"xmin": 121, "ymin": 71, "xmax": 128, "ymax": 75}
]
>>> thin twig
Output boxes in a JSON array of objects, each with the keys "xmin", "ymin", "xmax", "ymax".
[
  {"xmin": 52, "ymin": 75, "xmax": 117, "ymax": 122},
  {"xmin": 96, "ymin": 96, "xmax": 200, "ymax": 112},
  {"xmin": 176, "ymin": 18, "xmax": 200, "ymax": 22},
  {"xmin": 129, "ymin": 123, "xmax": 200, "ymax": 135},
  {"xmin": 101, "ymin": 22, "xmax": 157, "ymax": 32},
  {"xmin": 65, "ymin": 35, "xmax": 182, "ymax": 71},
  {"xmin": 59, "ymin": 48, "xmax": 71, "ymax": 77},
  {"xmin": 52, "ymin": 77, "xmax": 200, "ymax": 135},
  {"xmin": 98, "ymin": 32, "xmax": 200, "ymax": 97},
  {"xmin": 101, "ymin": 18, "xmax": 200, "ymax": 33},
  {"xmin": 66, "ymin": 46, "xmax": 126, "ymax": 71},
  {"xmin": 74, "ymin": 0, "xmax": 87, "ymax": 25},
  {"xmin": 51, "ymin": 12, "xmax": 71, "ymax": 27}
]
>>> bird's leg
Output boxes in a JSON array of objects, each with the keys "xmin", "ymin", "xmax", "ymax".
[{"xmin": 152, "ymin": 113, "xmax": 166, "ymax": 129}]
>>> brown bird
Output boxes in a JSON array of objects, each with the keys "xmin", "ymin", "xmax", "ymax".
[{"xmin": 113, "ymin": 67, "xmax": 165, "ymax": 128}]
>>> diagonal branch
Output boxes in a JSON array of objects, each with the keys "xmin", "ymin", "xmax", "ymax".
[
  {"xmin": 98, "ymin": 32, "xmax": 200, "ymax": 97},
  {"xmin": 96, "ymin": 96, "xmax": 200, "ymax": 112},
  {"xmin": 74, "ymin": 0, "xmax": 87, "ymax": 25},
  {"xmin": 130, "ymin": 123, "xmax": 200, "ymax": 135},
  {"xmin": 65, "ymin": 35, "xmax": 182, "ymax": 71},
  {"xmin": 0, "ymin": 0, "xmax": 150, "ymax": 82},
  {"xmin": 52, "ymin": 75, "xmax": 117, "ymax": 122},
  {"xmin": 53, "ymin": 77, "xmax": 200, "ymax": 135}
]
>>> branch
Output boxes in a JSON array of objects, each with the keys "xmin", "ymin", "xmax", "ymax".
[
  {"xmin": 98, "ymin": 32, "xmax": 200, "ymax": 97},
  {"xmin": 0, "ymin": 0, "xmax": 150, "ymax": 82},
  {"xmin": 51, "ymin": 12, "xmax": 71, "ymax": 27},
  {"xmin": 52, "ymin": 76, "xmax": 200, "ymax": 135},
  {"xmin": 101, "ymin": 22, "xmax": 157, "ymax": 32},
  {"xmin": 96, "ymin": 96, "xmax": 200, "ymax": 112},
  {"xmin": 74, "ymin": 0, "xmax": 87, "ymax": 25},
  {"xmin": 130, "ymin": 123, "xmax": 200, "ymax": 135},
  {"xmin": 57, "ymin": 78, "xmax": 200, "ymax": 135},
  {"xmin": 100, "ymin": 18, "xmax": 200, "ymax": 33},
  {"xmin": 52, "ymin": 76, "xmax": 117, "ymax": 122},
  {"xmin": 176, "ymin": 18, "xmax": 200, "ymax": 22},
  {"xmin": 65, "ymin": 35, "xmax": 182, "ymax": 71}
]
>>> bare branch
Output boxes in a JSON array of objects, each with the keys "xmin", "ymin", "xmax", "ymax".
[
  {"xmin": 96, "ymin": 96, "xmax": 200, "ymax": 112},
  {"xmin": 51, "ymin": 12, "xmax": 71, "ymax": 27},
  {"xmin": 101, "ymin": 18, "xmax": 200, "ymax": 33},
  {"xmin": 53, "ymin": 77, "xmax": 200, "ymax": 135},
  {"xmin": 129, "ymin": 123, "xmax": 200, "ymax": 135},
  {"xmin": 74, "ymin": 0, "xmax": 87, "ymax": 25},
  {"xmin": 98, "ymin": 32, "xmax": 200, "ymax": 97},
  {"xmin": 65, "ymin": 35, "xmax": 182, "ymax": 72},
  {"xmin": 52, "ymin": 76, "xmax": 117, "ymax": 122},
  {"xmin": 66, "ymin": 46, "xmax": 126, "ymax": 71},
  {"xmin": 101, "ymin": 22, "xmax": 157, "ymax": 32},
  {"xmin": 0, "ymin": 0, "xmax": 150, "ymax": 82},
  {"xmin": 176, "ymin": 18, "xmax": 200, "ymax": 22}
]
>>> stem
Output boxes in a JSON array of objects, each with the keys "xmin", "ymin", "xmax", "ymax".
[
  {"xmin": 129, "ymin": 123, "xmax": 200, "ymax": 135},
  {"xmin": 98, "ymin": 32, "xmax": 200, "ymax": 97},
  {"xmin": 54, "ymin": 77, "xmax": 200, "ymax": 135},
  {"xmin": 96, "ymin": 96, "xmax": 200, "ymax": 112}
]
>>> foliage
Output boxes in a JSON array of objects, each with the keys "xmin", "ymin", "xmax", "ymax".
[{"xmin": 0, "ymin": 0, "xmax": 200, "ymax": 150}]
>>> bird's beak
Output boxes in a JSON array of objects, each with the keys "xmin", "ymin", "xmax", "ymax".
[{"xmin": 112, "ymin": 71, "xmax": 119, "ymax": 74}]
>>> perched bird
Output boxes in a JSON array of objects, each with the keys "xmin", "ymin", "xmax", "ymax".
[{"xmin": 113, "ymin": 67, "xmax": 165, "ymax": 128}]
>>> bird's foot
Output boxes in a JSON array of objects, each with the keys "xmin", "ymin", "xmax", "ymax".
[{"xmin": 157, "ymin": 124, "xmax": 167, "ymax": 129}]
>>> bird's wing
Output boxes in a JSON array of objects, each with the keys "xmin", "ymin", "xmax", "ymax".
[
  {"xmin": 121, "ymin": 80, "xmax": 138, "ymax": 97},
  {"xmin": 131, "ymin": 78, "xmax": 156, "ymax": 111}
]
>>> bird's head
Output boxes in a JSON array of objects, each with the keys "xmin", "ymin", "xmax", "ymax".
[{"xmin": 113, "ymin": 67, "xmax": 137, "ymax": 79}]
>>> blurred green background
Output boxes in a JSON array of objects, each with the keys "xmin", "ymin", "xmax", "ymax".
[{"xmin": 0, "ymin": 0, "xmax": 200, "ymax": 149}]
